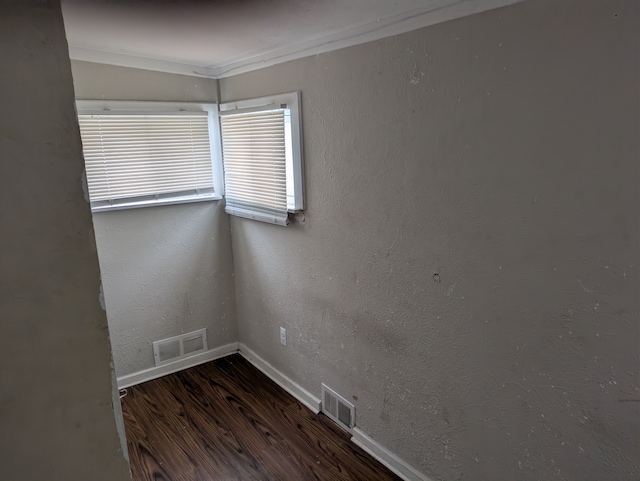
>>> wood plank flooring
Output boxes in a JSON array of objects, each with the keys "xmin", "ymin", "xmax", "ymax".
[{"xmin": 121, "ymin": 354, "xmax": 402, "ymax": 481}]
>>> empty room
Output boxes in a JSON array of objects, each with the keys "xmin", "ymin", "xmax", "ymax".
[{"xmin": 1, "ymin": 1, "xmax": 638, "ymax": 480}]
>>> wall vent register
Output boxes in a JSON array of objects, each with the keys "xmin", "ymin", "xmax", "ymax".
[
  {"xmin": 321, "ymin": 383, "xmax": 355, "ymax": 432},
  {"xmin": 152, "ymin": 328, "xmax": 208, "ymax": 366}
]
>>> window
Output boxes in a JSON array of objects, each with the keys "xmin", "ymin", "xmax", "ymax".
[
  {"xmin": 76, "ymin": 93, "xmax": 303, "ymax": 225},
  {"xmin": 219, "ymin": 92, "xmax": 304, "ymax": 226},
  {"xmin": 76, "ymin": 101, "xmax": 223, "ymax": 212}
]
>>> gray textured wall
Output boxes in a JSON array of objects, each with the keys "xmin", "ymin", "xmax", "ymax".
[
  {"xmin": 71, "ymin": 61, "xmax": 236, "ymax": 377},
  {"xmin": 0, "ymin": 3, "xmax": 131, "ymax": 480},
  {"xmin": 220, "ymin": 0, "xmax": 639, "ymax": 479}
]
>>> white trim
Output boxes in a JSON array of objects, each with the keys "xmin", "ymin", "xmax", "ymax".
[
  {"xmin": 208, "ymin": 0, "xmax": 521, "ymax": 78},
  {"xmin": 237, "ymin": 343, "xmax": 321, "ymax": 414},
  {"xmin": 218, "ymin": 92, "xmax": 295, "ymax": 113},
  {"xmin": 219, "ymin": 92, "xmax": 304, "ymax": 215},
  {"xmin": 68, "ymin": 0, "xmax": 522, "ymax": 79},
  {"xmin": 116, "ymin": 343, "xmax": 431, "ymax": 480},
  {"xmin": 208, "ymin": 109, "xmax": 225, "ymax": 197},
  {"xmin": 76, "ymin": 100, "xmax": 218, "ymax": 115},
  {"xmin": 116, "ymin": 342, "xmax": 239, "ymax": 389},
  {"xmin": 76, "ymin": 99, "xmax": 224, "ymax": 212},
  {"xmin": 68, "ymin": 45, "xmax": 216, "ymax": 78},
  {"xmin": 236, "ymin": 344, "xmax": 430, "ymax": 480},
  {"xmin": 351, "ymin": 428, "xmax": 434, "ymax": 481},
  {"xmin": 90, "ymin": 193, "xmax": 222, "ymax": 213}
]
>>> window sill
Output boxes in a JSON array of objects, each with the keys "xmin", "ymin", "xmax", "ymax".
[{"xmin": 91, "ymin": 194, "xmax": 223, "ymax": 213}]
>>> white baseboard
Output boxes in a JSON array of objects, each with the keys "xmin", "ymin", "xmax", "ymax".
[
  {"xmin": 117, "ymin": 342, "xmax": 239, "ymax": 389},
  {"xmin": 351, "ymin": 428, "xmax": 433, "ymax": 481},
  {"xmin": 117, "ymin": 341, "xmax": 430, "ymax": 481},
  {"xmin": 237, "ymin": 344, "xmax": 430, "ymax": 481},
  {"xmin": 237, "ymin": 343, "xmax": 321, "ymax": 414}
]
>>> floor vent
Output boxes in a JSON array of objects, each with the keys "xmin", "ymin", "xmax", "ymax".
[
  {"xmin": 321, "ymin": 384, "xmax": 355, "ymax": 432},
  {"xmin": 153, "ymin": 329, "xmax": 208, "ymax": 366}
]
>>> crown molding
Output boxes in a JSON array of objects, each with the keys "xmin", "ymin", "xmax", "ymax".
[
  {"xmin": 209, "ymin": 0, "xmax": 521, "ymax": 78},
  {"xmin": 67, "ymin": 0, "xmax": 521, "ymax": 79},
  {"xmin": 68, "ymin": 45, "xmax": 217, "ymax": 78}
]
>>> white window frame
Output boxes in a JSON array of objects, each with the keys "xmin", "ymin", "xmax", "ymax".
[
  {"xmin": 76, "ymin": 100, "xmax": 224, "ymax": 212},
  {"xmin": 219, "ymin": 91, "xmax": 304, "ymax": 224}
]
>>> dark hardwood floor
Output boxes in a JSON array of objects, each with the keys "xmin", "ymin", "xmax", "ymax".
[{"xmin": 121, "ymin": 354, "xmax": 402, "ymax": 481}]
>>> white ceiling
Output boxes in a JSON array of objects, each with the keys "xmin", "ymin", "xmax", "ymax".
[{"xmin": 62, "ymin": 0, "xmax": 520, "ymax": 79}]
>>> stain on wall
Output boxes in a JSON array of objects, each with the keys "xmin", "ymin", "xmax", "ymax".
[
  {"xmin": 220, "ymin": 0, "xmax": 639, "ymax": 479},
  {"xmin": 71, "ymin": 61, "xmax": 237, "ymax": 377},
  {"xmin": 0, "ymin": 3, "xmax": 131, "ymax": 479}
]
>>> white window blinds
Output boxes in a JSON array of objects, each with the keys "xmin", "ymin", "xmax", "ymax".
[
  {"xmin": 77, "ymin": 112, "xmax": 215, "ymax": 209},
  {"xmin": 220, "ymin": 109, "xmax": 291, "ymax": 226}
]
